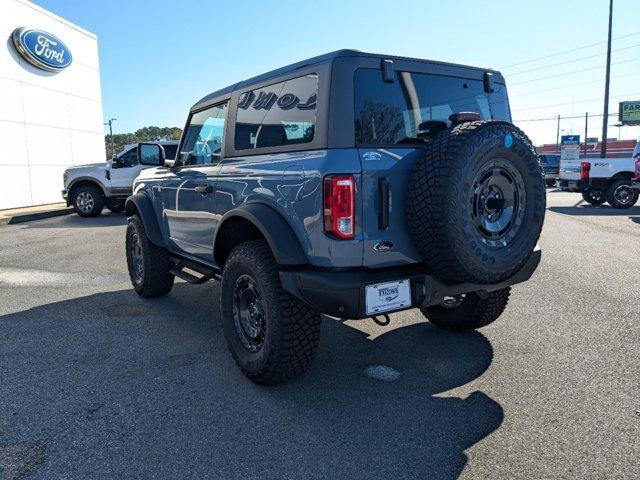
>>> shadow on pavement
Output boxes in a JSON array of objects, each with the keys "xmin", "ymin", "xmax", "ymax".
[
  {"xmin": 23, "ymin": 211, "xmax": 126, "ymax": 229},
  {"xmin": 548, "ymin": 204, "xmax": 640, "ymax": 218},
  {"xmin": 0, "ymin": 283, "xmax": 502, "ymax": 479}
]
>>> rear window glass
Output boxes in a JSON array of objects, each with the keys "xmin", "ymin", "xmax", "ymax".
[
  {"xmin": 234, "ymin": 74, "xmax": 318, "ymax": 150},
  {"xmin": 354, "ymin": 69, "xmax": 510, "ymax": 145},
  {"xmin": 539, "ymin": 155, "xmax": 559, "ymax": 166}
]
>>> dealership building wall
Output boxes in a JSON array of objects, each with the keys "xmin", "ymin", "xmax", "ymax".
[{"xmin": 0, "ymin": 0, "xmax": 105, "ymax": 210}]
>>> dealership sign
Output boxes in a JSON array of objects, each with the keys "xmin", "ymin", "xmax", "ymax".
[
  {"xmin": 11, "ymin": 27, "xmax": 72, "ymax": 72},
  {"xmin": 619, "ymin": 101, "xmax": 640, "ymax": 125}
]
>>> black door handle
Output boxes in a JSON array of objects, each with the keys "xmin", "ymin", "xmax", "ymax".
[
  {"xmin": 195, "ymin": 184, "xmax": 213, "ymax": 195},
  {"xmin": 379, "ymin": 178, "xmax": 390, "ymax": 229}
]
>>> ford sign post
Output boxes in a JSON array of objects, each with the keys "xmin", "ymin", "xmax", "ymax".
[{"xmin": 11, "ymin": 27, "xmax": 72, "ymax": 72}]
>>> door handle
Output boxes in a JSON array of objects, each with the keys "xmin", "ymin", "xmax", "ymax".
[{"xmin": 195, "ymin": 184, "xmax": 213, "ymax": 195}]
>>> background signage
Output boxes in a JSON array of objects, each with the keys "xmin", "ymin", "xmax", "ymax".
[
  {"xmin": 11, "ymin": 27, "xmax": 72, "ymax": 72},
  {"xmin": 560, "ymin": 135, "xmax": 580, "ymax": 162},
  {"xmin": 619, "ymin": 101, "xmax": 640, "ymax": 125}
]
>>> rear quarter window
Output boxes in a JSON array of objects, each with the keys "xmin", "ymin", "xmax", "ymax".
[
  {"xmin": 354, "ymin": 68, "xmax": 510, "ymax": 145},
  {"xmin": 234, "ymin": 74, "xmax": 318, "ymax": 150}
]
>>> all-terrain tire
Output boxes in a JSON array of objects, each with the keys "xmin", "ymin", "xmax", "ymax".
[
  {"xmin": 220, "ymin": 240, "xmax": 321, "ymax": 384},
  {"xmin": 581, "ymin": 188, "xmax": 606, "ymax": 205},
  {"xmin": 406, "ymin": 121, "xmax": 546, "ymax": 284},
  {"xmin": 126, "ymin": 215, "xmax": 174, "ymax": 298},
  {"xmin": 71, "ymin": 184, "xmax": 104, "ymax": 217},
  {"xmin": 606, "ymin": 178, "xmax": 639, "ymax": 209},
  {"xmin": 421, "ymin": 287, "xmax": 511, "ymax": 332}
]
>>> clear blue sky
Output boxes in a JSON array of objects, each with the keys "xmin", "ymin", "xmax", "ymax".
[{"xmin": 35, "ymin": 0, "xmax": 640, "ymax": 145}]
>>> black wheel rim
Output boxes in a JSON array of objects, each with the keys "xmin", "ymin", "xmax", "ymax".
[
  {"xmin": 129, "ymin": 232, "xmax": 144, "ymax": 282},
  {"xmin": 232, "ymin": 274, "xmax": 266, "ymax": 352},
  {"xmin": 470, "ymin": 159, "xmax": 526, "ymax": 248},
  {"xmin": 590, "ymin": 189, "xmax": 604, "ymax": 202},
  {"xmin": 614, "ymin": 184, "xmax": 633, "ymax": 205}
]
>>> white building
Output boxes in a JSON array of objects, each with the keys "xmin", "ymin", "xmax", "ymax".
[{"xmin": 0, "ymin": 0, "xmax": 104, "ymax": 209}]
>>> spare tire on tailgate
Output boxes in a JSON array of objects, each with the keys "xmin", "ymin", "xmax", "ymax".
[{"xmin": 406, "ymin": 121, "xmax": 545, "ymax": 285}]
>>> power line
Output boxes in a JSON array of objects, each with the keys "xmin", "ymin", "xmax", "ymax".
[
  {"xmin": 501, "ymin": 30, "xmax": 640, "ymax": 69},
  {"xmin": 513, "ymin": 113, "xmax": 618, "ymax": 123},
  {"xmin": 512, "ymin": 91, "xmax": 640, "ymax": 112},
  {"xmin": 508, "ymin": 43, "xmax": 640, "ymax": 76},
  {"xmin": 510, "ymin": 57, "xmax": 639, "ymax": 86},
  {"xmin": 510, "ymin": 71, "xmax": 640, "ymax": 97}
]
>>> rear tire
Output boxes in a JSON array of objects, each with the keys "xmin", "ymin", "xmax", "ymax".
[
  {"xmin": 606, "ymin": 179, "xmax": 639, "ymax": 209},
  {"xmin": 71, "ymin": 184, "xmax": 104, "ymax": 217},
  {"xmin": 107, "ymin": 199, "xmax": 125, "ymax": 213},
  {"xmin": 126, "ymin": 215, "xmax": 174, "ymax": 298},
  {"xmin": 582, "ymin": 187, "xmax": 606, "ymax": 205},
  {"xmin": 421, "ymin": 287, "xmax": 511, "ymax": 332},
  {"xmin": 220, "ymin": 240, "xmax": 321, "ymax": 384}
]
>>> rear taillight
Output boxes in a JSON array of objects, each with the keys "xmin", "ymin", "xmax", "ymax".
[
  {"xmin": 323, "ymin": 175, "xmax": 355, "ymax": 239},
  {"xmin": 634, "ymin": 159, "xmax": 640, "ymax": 180},
  {"xmin": 580, "ymin": 162, "xmax": 591, "ymax": 180}
]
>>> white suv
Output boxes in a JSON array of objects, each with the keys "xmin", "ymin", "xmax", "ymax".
[{"xmin": 62, "ymin": 141, "xmax": 178, "ymax": 217}]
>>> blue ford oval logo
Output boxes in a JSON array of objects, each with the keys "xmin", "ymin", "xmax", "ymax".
[{"xmin": 11, "ymin": 27, "xmax": 72, "ymax": 72}]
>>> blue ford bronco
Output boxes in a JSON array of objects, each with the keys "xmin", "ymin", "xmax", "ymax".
[{"xmin": 125, "ymin": 50, "xmax": 545, "ymax": 384}]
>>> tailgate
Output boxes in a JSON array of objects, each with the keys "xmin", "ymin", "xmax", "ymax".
[{"xmin": 358, "ymin": 147, "xmax": 422, "ymax": 268}]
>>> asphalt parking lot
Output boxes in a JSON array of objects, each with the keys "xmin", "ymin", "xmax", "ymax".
[{"xmin": 0, "ymin": 190, "xmax": 638, "ymax": 479}]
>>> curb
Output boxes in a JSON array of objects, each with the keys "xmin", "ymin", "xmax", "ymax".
[{"xmin": 0, "ymin": 207, "xmax": 74, "ymax": 226}]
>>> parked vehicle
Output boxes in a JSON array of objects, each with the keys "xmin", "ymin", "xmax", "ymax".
[
  {"xmin": 558, "ymin": 138, "xmax": 640, "ymax": 208},
  {"xmin": 62, "ymin": 141, "xmax": 178, "ymax": 217},
  {"xmin": 539, "ymin": 154, "xmax": 560, "ymax": 187},
  {"xmin": 124, "ymin": 50, "xmax": 545, "ymax": 384}
]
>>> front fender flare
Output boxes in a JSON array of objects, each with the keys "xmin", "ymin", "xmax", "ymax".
[
  {"xmin": 125, "ymin": 192, "xmax": 165, "ymax": 247},
  {"xmin": 214, "ymin": 203, "xmax": 308, "ymax": 266}
]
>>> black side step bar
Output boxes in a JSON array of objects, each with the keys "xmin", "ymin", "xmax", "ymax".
[{"xmin": 169, "ymin": 257, "xmax": 221, "ymax": 285}]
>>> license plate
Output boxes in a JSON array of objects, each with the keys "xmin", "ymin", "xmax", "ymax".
[{"xmin": 365, "ymin": 279, "xmax": 412, "ymax": 315}]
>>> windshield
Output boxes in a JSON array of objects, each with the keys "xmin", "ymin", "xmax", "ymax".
[{"xmin": 354, "ymin": 68, "xmax": 510, "ymax": 145}]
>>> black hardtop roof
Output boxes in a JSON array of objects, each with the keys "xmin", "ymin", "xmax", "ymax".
[{"xmin": 191, "ymin": 49, "xmax": 503, "ymax": 112}]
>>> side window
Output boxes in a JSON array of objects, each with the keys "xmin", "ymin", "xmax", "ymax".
[
  {"xmin": 163, "ymin": 144, "xmax": 178, "ymax": 160},
  {"xmin": 234, "ymin": 74, "xmax": 318, "ymax": 150},
  {"xmin": 179, "ymin": 102, "xmax": 228, "ymax": 166},
  {"xmin": 120, "ymin": 147, "xmax": 138, "ymax": 167}
]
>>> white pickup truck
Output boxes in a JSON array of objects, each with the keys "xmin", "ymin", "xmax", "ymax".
[
  {"xmin": 62, "ymin": 141, "xmax": 178, "ymax": 217},
  {"xmin": 558, "ymin": 139, "xmax": 640, "ymax": 209}
]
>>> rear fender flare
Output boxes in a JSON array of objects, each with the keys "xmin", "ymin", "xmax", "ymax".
[{"xmin": 213, "ymin": 203, "xmax": 308, "ymax": 266}]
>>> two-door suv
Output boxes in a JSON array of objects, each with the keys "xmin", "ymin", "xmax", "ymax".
[{"xmin": 125, "ymin": 50, "xmax": 545, "ymax": 384}]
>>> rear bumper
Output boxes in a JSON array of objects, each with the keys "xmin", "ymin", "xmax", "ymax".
[
  {"xmin": 280, "ymin": 248, "xmax": 542, "ymax": 319},
  {"xmin": 558, "ymin": 179, "xmax": 588, "ymax": 191}
]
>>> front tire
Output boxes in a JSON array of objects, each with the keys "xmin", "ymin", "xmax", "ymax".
[
  {"xmin": 582, "ymin": 187, "xmax": 606, "ymax": 205},
  {"xmin": 71, "ymin": 184, "xmax": 104, "ymax": 217},
  {"xmin": 126, "ymin": 215, "xmax": 174, "ymax": 298},
  {"xmin": 606, "ymin": 179, "xmax": 639, "ymax": 209},
  {"xmin": 220, "ymin": 240, "xmax": 321, "ymax": 384},
  {"xmin": 421, "ymin": 287, "xmax": 511, "ymax": 332}
]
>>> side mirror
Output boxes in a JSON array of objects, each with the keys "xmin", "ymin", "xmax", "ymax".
[
  {"xmin": 138, "ymin": 143, "xmax": 166, "ymax": 167},
  {"xmin": 111, "ymin": 156, "xmax": 122, "ymax": 168}
]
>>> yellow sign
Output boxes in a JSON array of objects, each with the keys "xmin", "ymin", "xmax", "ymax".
[{"xmin": 619, "ymin": 101, "xmax": 640, "ymax": 125}]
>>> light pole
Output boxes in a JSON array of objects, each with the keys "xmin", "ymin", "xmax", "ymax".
[
  {"xmin": 104, "ymin": 118, "xmax": 117, "ymax": 158},
  {"xmin": 600, "ymin": 0, "xmax": 613, "ymax": 158}
]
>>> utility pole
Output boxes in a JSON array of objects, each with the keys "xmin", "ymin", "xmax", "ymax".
[
  {"xmin": 556, "ymin": 114, "xmax": 561, "ymax": 153},
  {"xmin": 600, "ymin": 0, "xmax": 613, "ymax": 158},
  {"xmin": 583, "ymin": 112, "xmax": 588, "ymax": 159},
  {"xmin": 104, "ymin": 118, "xmax": 117, "ymax": 157}
]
